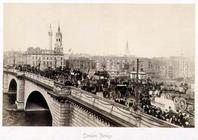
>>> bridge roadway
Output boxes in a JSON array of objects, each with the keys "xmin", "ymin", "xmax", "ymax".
[{"xmin": 4, "ymin": 69, "xmax": 179, "ymax": 127}]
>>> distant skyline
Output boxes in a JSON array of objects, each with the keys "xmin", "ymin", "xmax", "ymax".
[{"xmin": 4, "ymin": 4, "xmax": 195, "ymax": 59}]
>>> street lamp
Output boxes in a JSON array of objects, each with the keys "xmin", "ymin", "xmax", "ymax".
[
  {"xmin": 38, "ymin": 58, "xmax": 41, "ymax": 71},
  {"xmin": 55, "ymin": 57, "xmax": 57, "ymax": 69},
  {"xmin": 134, "ymin": 59, "xmax": 139, "ymax": 110},
  {"xmin": 13, "ymin": 54, "xmax": 16, "ymax": 68},
  {"xmin": 134, "ymin": 58, "xmax": 144, "ymax": 111}
]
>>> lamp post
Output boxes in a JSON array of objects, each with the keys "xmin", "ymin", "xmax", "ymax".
[
  {"xmin": 55, "ymin": 57, "xmax": 57, "ymax": 69},
  {"xmin": 134, "ymin": 58, "xmax": 144, "ymax": 109},
  {"xmin": 38, "ymin": 58, "xmax": 41, "ymax": 71},
  {"xmin": 13, "ymin": 54, "xmax": 16, "ymax": 68},
  {"xmin": 134, "ymin": 58, "xmax": 140, "ymax": 110}
]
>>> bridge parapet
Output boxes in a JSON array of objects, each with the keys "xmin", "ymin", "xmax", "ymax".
[
  {"xmin": 53, "ymin": 82, "xmax": 71, "ymax": 96},
  {"xmin": 4, "ymin": 69, "xmax": 54, "ymax": 88},
  {"xmin": 4, "ymin": 68, "xmax": 18, "ymax": 74},
  {"xmin": 24, "ymin": 72, "xmax": 54, "ymax": 87},
  {"xmin": 69, "ymin": 87, "xmax": 179, "ymax": 127}
]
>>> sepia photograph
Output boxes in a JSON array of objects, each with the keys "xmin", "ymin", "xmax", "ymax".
[{"xmin": 3, "ymin": 3, "xmax": 195, "ymax": 128}]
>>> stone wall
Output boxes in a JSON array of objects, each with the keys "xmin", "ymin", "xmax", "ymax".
[
  {"xmin": 3, "ymin": 73, "xmax": 8, "ymax": 93},
  {"xmin": 51, "ymin": 98, "xmax": 71, "ymax": 126},
  {"xmin": 70, "ymin": 104, "xmax": 111, "ymax": 127}
]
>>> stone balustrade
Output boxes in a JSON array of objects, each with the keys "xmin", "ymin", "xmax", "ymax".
[{"xmin": 70, "ymin": 87, "xmax": 178, "ymax": 127}]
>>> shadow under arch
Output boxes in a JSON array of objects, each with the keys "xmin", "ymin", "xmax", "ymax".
[
  {"xmin": 7, "ymin": 79, "xmax": 17, "ymax": 104},
  {"xmin": 25, "ymin": 91, "xmax": 52, "ymax": 126}
]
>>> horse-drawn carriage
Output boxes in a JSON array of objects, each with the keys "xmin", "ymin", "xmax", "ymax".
[
  {"xmin": 163, "ymin": 88, "xmax": 194, "ymax": 116},
  {"xmin": 15, "ymin": 64, "xmax": 32, "ymax": 72},
  {"xmin": 81, "ymin": 70, "xmax": 110, "ymax": 94}
]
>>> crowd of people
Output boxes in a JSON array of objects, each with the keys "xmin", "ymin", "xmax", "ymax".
[
  {"xmin": 113, "ymin": 78, "xmax": 193, "ymax": 127},
  {"xmin": 140, "ymin": 97, "xmax": 192, "ymax": 127},
  {"xmin": 12, "ymin": 65, "xmax": 193, "ymax": 127}
]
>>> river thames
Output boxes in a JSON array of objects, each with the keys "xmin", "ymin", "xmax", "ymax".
[{"xmin": 3, "ymin": 94, "xmax": 52, "ymax": 126}]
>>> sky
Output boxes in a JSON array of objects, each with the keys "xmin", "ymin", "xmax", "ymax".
[{"xmin": 4, "ymin": 4, "xmax": 195, "ymax": 58}]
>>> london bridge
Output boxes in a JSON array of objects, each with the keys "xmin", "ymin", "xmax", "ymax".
[{"xmin": 3, "ymin": 67, "xmax": 194, "ymax": 127}]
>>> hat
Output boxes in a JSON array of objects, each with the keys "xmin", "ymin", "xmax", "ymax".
[{"xmin": 185, "ymin": 121, "xmax": 189, "ymax": 125}]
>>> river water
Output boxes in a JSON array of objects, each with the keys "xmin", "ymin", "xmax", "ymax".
[{"xmin": 3, "ymin": 94, "xmax": 52, "ymax": 126}]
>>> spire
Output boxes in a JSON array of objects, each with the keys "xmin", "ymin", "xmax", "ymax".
[
  {"xmin": 48, "ymin": 24, "xmax": 52, "ymax": 34},
  {"xmin": 50, "ymin": 24, "xmax": 52, "ymax": 31},
  {"xmin": 58, "ymin": 24, "xmax": 60, "ymax": 32},
  {"xmin": 48, "ymin": 24, "xmax": 53, "ymax": 50},
  {"xmin": 126, "ymin": 40, "xmax": 128, "ymax": 50},
  {"xmin": 125, "ymin": 40, "xmax": 130, "ymax": 57}
]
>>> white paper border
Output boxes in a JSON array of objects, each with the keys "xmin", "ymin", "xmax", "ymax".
[{"xmin": 0, "ymin": 0, "xmax": 197, "ymax": 140}]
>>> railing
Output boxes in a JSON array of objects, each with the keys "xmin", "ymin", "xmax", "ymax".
[
  {"xmin": 4, "ymin": 68, "xmax": 18, "ymax": 73},
  {"xmin": 24, "ymin": 71, "xmax": 54, "ymax": 87},
  {"xmin": 70, "ymin": 87, "xmax": 178, "ymax": 127},
  {"xmin": 53, "ymin": 82, "xmax": 71, "ymax": 95},
  {"xmin": 4, "ymin": 68, "xmax": 54, "ymax": 87}
]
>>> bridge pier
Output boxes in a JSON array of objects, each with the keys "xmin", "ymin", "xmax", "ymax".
[
  {"xmin": 16, "ymin": 74, "xmax": 25, "ymax": 111},
  {"xmin": 51, "ymin": 98, "xmax": 71, "ymax": 126}
]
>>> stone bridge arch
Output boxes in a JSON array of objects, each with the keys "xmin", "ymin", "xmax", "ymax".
[
  {"xmin": 24, "ymin": 80, "xmax": 54, "ymax": 121},
  {"xmin": 8, "ymin": 79, "xmax": 17, "ymax": 93},
  {"xmin": 25, "ymin": 91, "xmax": 51, "ymax": 110},
  {"xmin": 7, "ymin": 77, "xmax": 18, "ymax": 104},
  {"xmin": 25, "ymin": 90, "xmax": 53, "ymax": 125},
  {"xmin": 6, "ymin": 74, "xmax": 18, "ymax": 94}
]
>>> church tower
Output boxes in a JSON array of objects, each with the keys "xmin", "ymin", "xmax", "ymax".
[
  {"xmin": 48, "ymin": 24, "xmax": 53, "ymax": 50},
  {"xmin": 54, "ymin": 24, "xmax": 63, "ymax": 54}
]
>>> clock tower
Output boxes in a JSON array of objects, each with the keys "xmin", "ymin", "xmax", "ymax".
[{"xmin": 54, "ymin": 24, "xmax": 63, "ymax": 54}]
